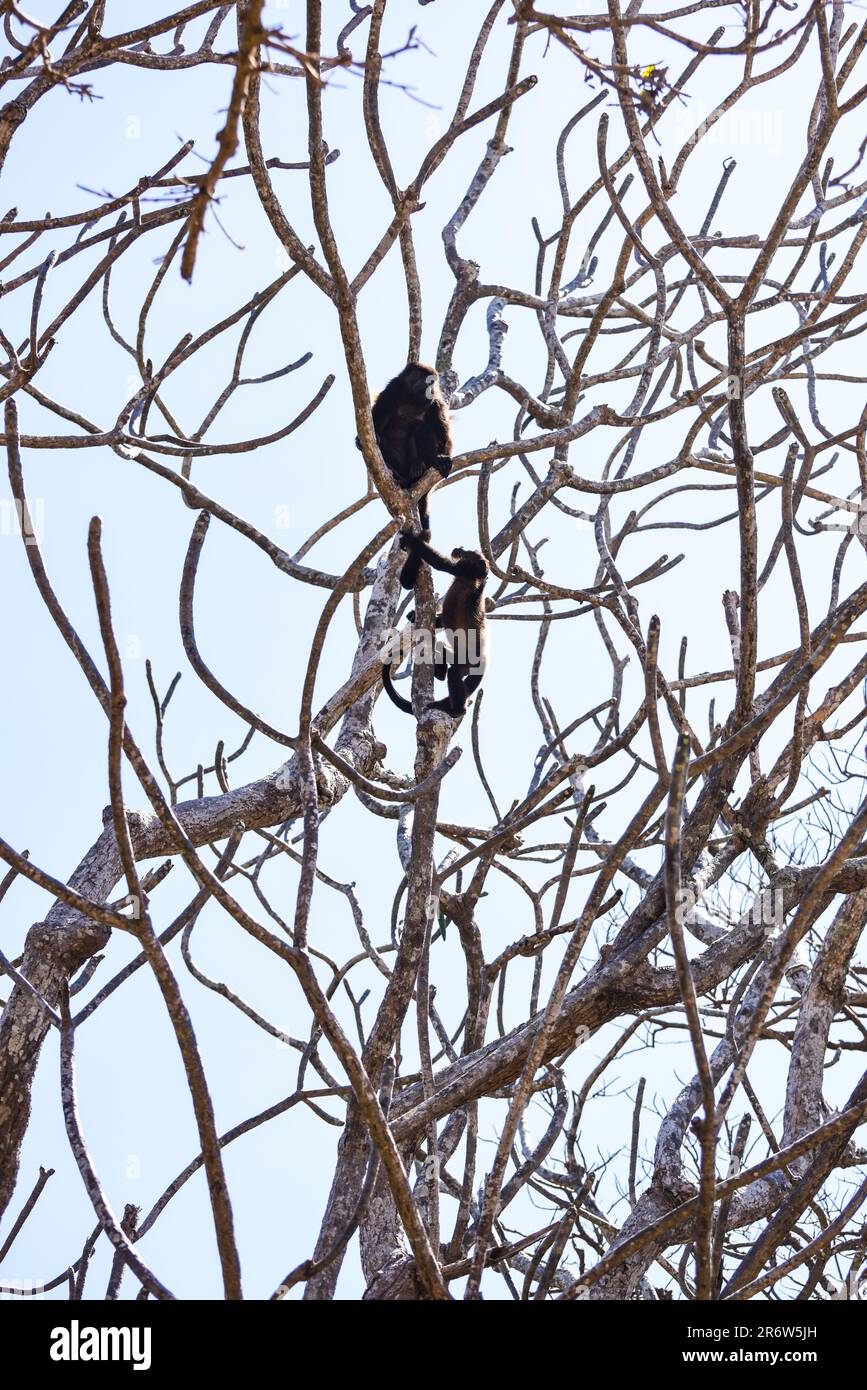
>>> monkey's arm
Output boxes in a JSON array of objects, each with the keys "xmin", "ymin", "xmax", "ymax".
[
  {"xmin": 371, "ymin": 385, "xmax": 397, "ymax": 433},
  {"xmin": 426, "ymin": 401, "xmax": 450, "ymax": 450},
  {"xmin": 418, "ymin": 410, "xmax": 452, "ymax": 478},
  {"xmin": 356, "ymin": 386, "xmax": 392, "ymax": 453},
  {"xmin": 409, "ymin": 537, "xmax": 462, "ymax": 577},
  {"xmin": 398, "ymin": 530, "xmax": 454, "ymax": 587}
]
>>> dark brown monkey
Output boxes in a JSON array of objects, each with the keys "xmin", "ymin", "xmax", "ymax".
[
  {"xmin": 357, "ymin": 363, "xmax": 453, "ymax": 538},
  {"xmin": 382, "ymin": 531, "xmax": 489, "ymax": 717}
]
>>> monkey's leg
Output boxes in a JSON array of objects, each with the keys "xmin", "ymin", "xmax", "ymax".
[
  {"xmin": 399, "ymin": 552, "xmax": 422, "ymax": 588},
  {"xmin": 441, "ymin": 666, "xmax": 483, "ymax": 712},
  {"xmin": 378, "ymin": 439, "xmax": 404, "ymax": 475},
  {"xmin": 431, "ymin": 663, "xmax": 467, "ymax": 715},
  {"xmin": 433, "ymin": 620, "xmax": 452, "ymax": 681},
  {"xmin": 417, "ymin": 490, "xmax": 432, "ymax": 540}
]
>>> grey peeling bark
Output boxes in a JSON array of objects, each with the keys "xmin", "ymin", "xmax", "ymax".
[
  {"xmin": 591, "ymin": 964, "xmax": 788, "ymax": 1300},
  {"xmin": 362, "ymin": 1252, "xmax": 432, "ymax": 1301},
  {"xmin": 587, "ymin": 1177, "xmax": 697, "ymax": 1301},
  {"xmin": 0, "ymin": 830, "xmax": 119, "ymax": 1217},
  {"xmin": 306, "ymin": 558, "xmax": 453, "ymax": 1299},
  {"xmin": 726, "ymin": 316, "xmax": 758, "ymax": 726},
  {"xmin": 306, "ymin": 710, "xmax": 452, "ymax": 1299},
  {"xmin": 383, "ymin": 858, "xmax": 852, "ymax": 1147},
  {"xmin": 0, "ymin": 552, "xmax": 401, "ymax": 1225},
  {"xmin": 724, "ymin": 1066, "xmax": 867, "ymax": 1297},
  {"xmin": 359, "ymin": 1165, "xmax": 412, "ymax": 1289},
  {"xmin": 568, "ymin": 1100, "xmax": 867, "ymax": 1300},
  {"xmin": 580, "ymin": 875, "xmax": 867, "ymax": 1299},
  {"xmin": 356, "ymin": 1087, "xmax": 463, "ymax": 1293},
  {"xmin": 0, "ymin": 8, "xmax": 68, "ymax": 178},
  {"xmin": 782, "ymin": 887, "xmax": 867, "ymax": 1152},
  {"xmin": 603, "ymin": 555, "xmax": 867, "ymax": 959},
  {"xmin": 0, "ymin": 97, "xmax": 29, "ymax": 172}
]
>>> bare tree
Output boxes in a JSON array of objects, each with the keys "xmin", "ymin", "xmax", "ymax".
[{"xmin": 1, "ymin": 0, "xmax": 867, "ymax": 1303}]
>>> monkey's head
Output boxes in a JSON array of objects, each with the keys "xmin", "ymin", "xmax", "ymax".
[
  {"xmin": 451, "ymin": 548, "xmax": 489, "ymax": 583},
  {"xmin": 402, "ymin": 361, "xmax": 441, "ymax": 403}
]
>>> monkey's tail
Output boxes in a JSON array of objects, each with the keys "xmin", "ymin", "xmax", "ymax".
[{"xmin": 381, "ymin": 664, "xmax": 414, "ymax": 715}]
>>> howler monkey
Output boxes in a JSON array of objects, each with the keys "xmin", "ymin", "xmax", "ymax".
[
  {"xmin": 382, "ymin": 531, "xmax": 489, "ymax": 718},
  {"xmin": 358, "ymin": 363, "xmax": 453, "ymax": 538}
]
